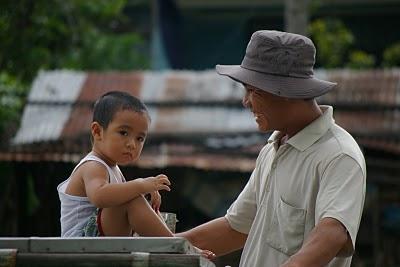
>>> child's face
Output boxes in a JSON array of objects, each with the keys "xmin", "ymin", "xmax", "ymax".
[{"xmin": 93, "ymin": 110, "xmax": 149, "ymax": 165}]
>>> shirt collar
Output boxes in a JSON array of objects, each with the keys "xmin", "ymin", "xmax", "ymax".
[{"xmin": 267, "ymin": 105, "xmax": 335, "ymax": 151}]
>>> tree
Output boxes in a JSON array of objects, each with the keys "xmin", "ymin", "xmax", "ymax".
[
  {"xmin": 0, "ymin": 0, "xmax": 149, "ymax": 140},
  {"xmin": 309, "ymin": 18, "xmax": 354, "ymax": 68},
  {"xmin": 382, "ymin": 42, "xmax": 400, "ymax": 68}
]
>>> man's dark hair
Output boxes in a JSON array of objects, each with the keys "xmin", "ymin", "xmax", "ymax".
[{"xmin": 93, "ymin": 91, "xmax": 150, "ymax": 129}]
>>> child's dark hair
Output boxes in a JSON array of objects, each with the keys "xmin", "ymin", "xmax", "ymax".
[{"xmin": 93, "ymin": 91, "xmax": 150, "ymax": 129}]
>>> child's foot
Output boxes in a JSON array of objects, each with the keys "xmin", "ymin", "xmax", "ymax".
[
  {"xmin": 193, "ymin": 246, "xmax": 216, "ymax": 260},
  {"xmin": 200, "ymin": 249, "xmax": 216, "ymax": 260}
]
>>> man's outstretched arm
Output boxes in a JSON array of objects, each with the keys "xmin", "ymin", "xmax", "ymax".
[
  {"xmin": 176, "ymin": 217, "xmax": 247, "ymax": 256},
  {"xmin": 281, "ymin": 217, "xmax": 352, "ymax": 267}
]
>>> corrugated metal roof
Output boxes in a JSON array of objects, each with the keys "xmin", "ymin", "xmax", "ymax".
[
  {"xmin": 58, "ymin": 105, "xmax": 258, "ymax": 143},
  {"xmin": 6, "ymin": 69, "xmax": 400, "ymax": 171},
  {"xmin": 318, "ymin": 69, "xmax": 400, "ymax": 104},
  {"xmin": 172, "ymin": 71, "xmax": 243, "ymax": 102},
  {"xmin": 140, "ymin": 70, "xmax": 243, "ymax": 103},
  {"xmin": 8, "ymin": 70, "xmax": 260, "ymax": 172},
  {"xmin": 13, "ymin": 70, "xmax": 86, "ymax": 144},
  {"xmin": 61, "ymin": 105, "xmax": 92, "ymax": 139},
  {"xmin": 78, "ymin": 72, "xmax": 143, "ymax": 101},
  {"xmin": 13, "ymin": 105, "xmax": 72, "ymax": 144},
  {"xmin": 149, "ymin": 107, "xmax": 257, "ymax": 133},
  {"xmin": 140, "ymin": 72, "xmax": 167, "ymax": 102},
  {"xmin": 28, "ymin": 70, "xmax": 86, "ymax": 102},
  {"xmin": 14, "ymin": 70, "xmax": 252, "ymax": 147}
]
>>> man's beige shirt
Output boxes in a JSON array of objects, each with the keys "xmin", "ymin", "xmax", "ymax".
[{"xmin": 226, "ymin": 106, "xmax": 366, "ymax": 267}]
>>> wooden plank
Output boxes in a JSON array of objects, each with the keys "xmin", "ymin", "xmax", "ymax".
[
  {"xmin": 16, "ymin": 253, "xmax": 144, "ymax": 267},
  {"xmin": 148, "ymin": 253, "xmax": 215, "ymax": 267},
  {"xmin": 14, "ymin": 253, "xmax": 215, "ymax": 267},
  {"xmin": 0, "ymin": 238, "xmax": 215, "ymax": 266},
  {"xmin": 29, "ymin": 237, "xmax": 194, "ymax": 253},
  {"xmin": 0, "ymin": 237, "xmax": 195, "ymax": 254}
]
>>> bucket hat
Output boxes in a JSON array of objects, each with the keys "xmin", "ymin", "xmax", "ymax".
[{"xmin": 216, "ymin": 30, "xmax": 336, "ymax": 98}]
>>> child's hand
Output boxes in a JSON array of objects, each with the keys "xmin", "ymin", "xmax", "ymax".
[
  {"xmin": 150, "ymin": 191, "xmax": 161, "ymax": 211},
  {"xmin": 139, "ymin": 174, "xmax": 171, "ymax": 193}
]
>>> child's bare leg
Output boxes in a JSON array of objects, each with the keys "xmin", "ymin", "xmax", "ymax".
[
  {"xmin": 100, "ymin": 195, "xmax": 173, "ymax": 237},
  {"xmin": 99, "ymin": 205, "xmax": 131, "ymax": 236},
  {"xmin": 126, "ymin": 195, "xmax": 173, "ymax": 237}
]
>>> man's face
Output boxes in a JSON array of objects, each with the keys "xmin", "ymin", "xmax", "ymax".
[{"xmin": 242, "ymin": 84, "xmax": 288, "ymax": 132}]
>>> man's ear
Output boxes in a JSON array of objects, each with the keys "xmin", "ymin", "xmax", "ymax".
[{"xmin": 91, "ymin": 122, "xmax": 103, "ymax": 141}]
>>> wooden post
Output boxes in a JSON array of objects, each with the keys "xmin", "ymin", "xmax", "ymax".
[{"xmin": 284, "ymin": 0, "xmax": 311, "ymax": 36}]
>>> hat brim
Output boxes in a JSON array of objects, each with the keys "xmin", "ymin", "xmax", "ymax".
[{"xmin": 216, "ymin": 65, "xmax": 336, "ymax": 99}]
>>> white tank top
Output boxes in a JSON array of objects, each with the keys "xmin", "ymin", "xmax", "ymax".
[{"xmin": 57, "ymin": 153, "xmax": 126, "ymax": 237}]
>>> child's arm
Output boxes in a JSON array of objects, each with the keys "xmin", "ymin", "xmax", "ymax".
[{"xmin": 82, "ymin": 161, "xmax": 170, "ymax": 208}]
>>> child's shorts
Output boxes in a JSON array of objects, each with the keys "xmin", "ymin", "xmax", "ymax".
[{"xmin": 82, "ymin": 208, "xmax": 105, "ymax": 237}]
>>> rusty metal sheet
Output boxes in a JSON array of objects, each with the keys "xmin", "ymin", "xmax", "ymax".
[
  {"xmin": 140, "ymin": 70, "xmax": 244, "ymax": 102},
  {"xmin": 149, "ymin": 107, "xmax": 257, "ymax": 133},
  {"xmin": 78, "ymin": 72, "xmax": 143, "ymax": 102}
]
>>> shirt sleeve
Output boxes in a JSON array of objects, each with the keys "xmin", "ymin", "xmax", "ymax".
[
  {"xmin": 315, "ymin": 154, "xmax": 366, "ymax": 250},
  {"xmin": 225, "ymin": 169, "xmax": 258, "ymax": 234}
]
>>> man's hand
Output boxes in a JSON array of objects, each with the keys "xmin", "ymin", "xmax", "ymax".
[{"xmin": 176, "ymin": 217, "xmax": 247, "ymax": 257}]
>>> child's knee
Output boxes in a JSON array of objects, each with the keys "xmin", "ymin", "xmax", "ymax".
[{"xmin": 127, "ymin": 195, "xmax": 149, "ymax": 210}]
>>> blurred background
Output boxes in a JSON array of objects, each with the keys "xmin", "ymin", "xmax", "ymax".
[{"xmin": 1, "ymin": 0, "xmax": 400, "ymax": 266}]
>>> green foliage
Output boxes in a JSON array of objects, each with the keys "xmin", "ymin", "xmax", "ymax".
[
  {"xmin": 309, "ymin": 18, "xmax": 378, "ymax": 69},
  {"xmin": 347, "ymin": 50, "xmax": 376, "ymax": 69},
  {"xmin": 0, "ymin": 0, "xmax": 149, "ymax": 137},
  {"xmin": 382, "ymin": 42, "xmax": 400, "ymax": 67},
  {"xmin": 0, "ymin": 0, "xmax": 148, "ymax": 83},
  {"xmin": 0, "ymin": 72, "xmax": 26, "ymax": 142},
  {"xmin": 309, "ymin": 18, "xmax": 354, "ymax": 68},
  {"xmin": 61, "ymin": 31, "xmax": 149, "ymax": 70}
]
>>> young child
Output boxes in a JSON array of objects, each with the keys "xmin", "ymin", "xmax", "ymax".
[{"xmin": 57, "ymin": 91, "xmax": 173, "ymax": 237}]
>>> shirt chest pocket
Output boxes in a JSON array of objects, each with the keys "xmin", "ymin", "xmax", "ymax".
[{"xmin": 266, "ymin": 196, "xmax": 307, "ymax": 256}]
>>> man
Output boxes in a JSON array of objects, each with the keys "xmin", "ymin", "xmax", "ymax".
[{"xmin": 177, "ymin": 30, "xmax": 366, "ymax": 267}]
